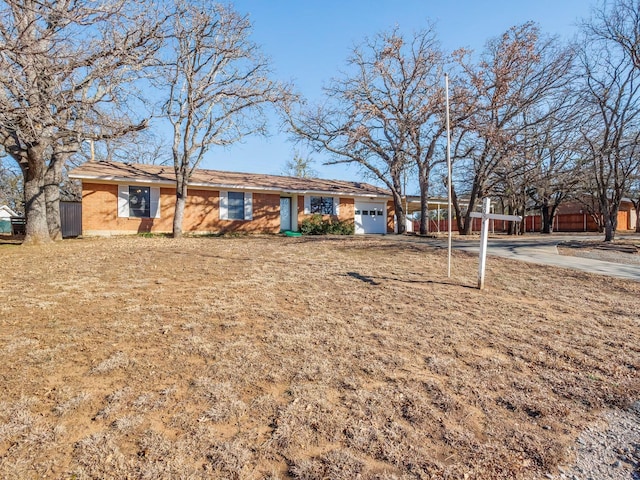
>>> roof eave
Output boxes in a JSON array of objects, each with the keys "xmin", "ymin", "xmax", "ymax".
[{"xmin": 70, "ymin": 173, "xmax": 391, "ymax": 198}]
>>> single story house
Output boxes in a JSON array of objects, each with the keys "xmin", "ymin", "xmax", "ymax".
[{"xmin": 69, "ymin": 161, "xmax": 395, "ymax": 236}]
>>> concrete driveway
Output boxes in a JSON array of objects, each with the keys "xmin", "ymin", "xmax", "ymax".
[{"xmin": 390, "ymin": 233, "xmax": 640, "ymax": 282}]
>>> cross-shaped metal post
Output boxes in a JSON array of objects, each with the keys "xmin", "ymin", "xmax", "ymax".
[{"xmin": 470, "ymin": 198, "xmax": 522, "ymax": 289}]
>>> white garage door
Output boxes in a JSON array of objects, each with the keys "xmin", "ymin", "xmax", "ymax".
[{"xmin": 354, "ymin": 202, "xmax": 386, "ymax": 234}]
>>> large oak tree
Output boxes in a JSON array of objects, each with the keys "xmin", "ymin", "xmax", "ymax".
[
  {"xmin": 450, "ymin": 23, "xmax": 575, "ymax": 234},
  {"xmin": 578, "ymin": 0, "xmax": 640, "ymax": 241},
  {"xmin": 162, "ymin": 0, "xmax": 289, "ymax": 238},
  {"xmin": 0, "ymin": 0, "xmax": 163, "ymax": 244},
  {"xmin": 288, "ymin": 27, "xmax": 448, "ymax": 234}
]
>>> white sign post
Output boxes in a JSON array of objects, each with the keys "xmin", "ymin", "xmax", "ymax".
[{"xmin": 470, "ymin": 198, "xmax": 522, "ymax": 290}]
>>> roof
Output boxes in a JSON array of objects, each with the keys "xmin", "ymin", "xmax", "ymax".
[
  {"xmin": 69, "ymin": 161, "xmax": 391, "ymax": 198},
  {"xmin": 0, "ymin": 205, "xmax": 19, "ymax": 218}
]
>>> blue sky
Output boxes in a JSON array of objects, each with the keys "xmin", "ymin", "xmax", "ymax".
[{"xmin": 196, "ymin": 0, "xmax": 596, "ymax": 189}]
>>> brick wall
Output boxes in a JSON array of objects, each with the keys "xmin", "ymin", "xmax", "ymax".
[
  {"xmin": 82, "ymin": 182, "xmax": 281, "ymax": 235},
  {"xmin": 387, "ymin": 200, "xmax": 395, "ymax": 233}
]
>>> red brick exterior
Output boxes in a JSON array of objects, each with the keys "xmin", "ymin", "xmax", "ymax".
[
  {"xmin": 81, "ymin": 183, "xmax": 282, "ymax": 235},
  {"xmin": 82, "ymin": 182, "xmax": 396, "ymax": 235},
  {"xmin": 81, "ymin": 181, "xmax": 397, "ymax": 235}
]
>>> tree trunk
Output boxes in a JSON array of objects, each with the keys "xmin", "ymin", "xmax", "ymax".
[
  {"xmin": 459, "ymin": 183, "xmax": 480, "ymax": 235},
  {"xmin": 450, "ymin": 184, "xmax": 464, "ymax": 234},
  {"xmin": 419, "ymin": 180, "xmax": 429, "ymax": 235},
  {"xmin": 173, "ymin": 194, "xmax": 186, "ymax": 238},
  {"xmin": 392, "ymin": 189, "xmax": 406, "ymax": 234},
  {"xmin": 603, "ymin": 208, "xmax": 618, "ymax": 242},
  {"xmin": 541, "ymin": 203, "xmax": 553, "ymax": 234},
  {"xmin": 45, "ymin": 160, "xmax": 63, "ymax": 241},
  {"xmin": 172, "ymin": 170, "xmax": 188, "ymax": 238},
  {"xmin": 21, "ymin": 154, "xmax": 52, "ymax": 245},
  {"xmin": 636, "ymin": 206, "xmax": 640, "ymax": 233}
]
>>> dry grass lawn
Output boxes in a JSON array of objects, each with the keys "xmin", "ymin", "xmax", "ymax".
[{"xmin": 0, "ymin": 235, "xmax": 638, "ymax": 479}]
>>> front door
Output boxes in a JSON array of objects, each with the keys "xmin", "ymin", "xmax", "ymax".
[{"xmin": 280, "ymin": 197, "xmax": 292, "ymax": 231}]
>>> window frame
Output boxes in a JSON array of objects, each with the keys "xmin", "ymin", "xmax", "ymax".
[
  {"xmin": 219, "ymin": 190, "xmax": 253, "ymax": 221},
  {"xmin": 310, "ymin": 196, "xmax": 335, "ymax": 215},
  {"xmin": 118, "ymin": 185, "xmax": 160, "ymax": 219}
]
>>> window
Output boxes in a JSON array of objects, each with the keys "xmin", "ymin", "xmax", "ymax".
[
  {"xmin": 310, "ymin": 196, "xmax": 334, "ymax": 215},
  {"xmin": 117, "ymin": 185, "xmax": 160, "ymax": 219},
  {"xmin": 227, "ymin": 192, "xmax": 245, "ymax": 220},
  {"xmin": 129, "ymin": 186, "xmax": 150, "ymax": 218},
  {"xmin": 219, "ymin": 191, "xmax": 253, "ymax": 221}
]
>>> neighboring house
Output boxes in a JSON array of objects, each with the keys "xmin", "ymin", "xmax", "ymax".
[
  {"xmin": 69, "ymin": 161, "xmax": 394, "ymax": 236},
  {"xmin": 0, "ymin": 205, "xmax": 19, "ymax": 234},
  {"xmin": 0, "ymin": 205, "xmax": 18, "ymax": 220}
]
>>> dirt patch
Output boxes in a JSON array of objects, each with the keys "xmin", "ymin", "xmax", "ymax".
[
  {"xmin": 558, "ymin": 239, "xmax": 640, "ymax": 266},
  {"xmin": 1, "ymin": 236, "xmax": 639, "ymax": 479}
]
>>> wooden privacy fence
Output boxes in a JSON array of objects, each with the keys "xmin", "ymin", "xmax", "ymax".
[
  {"xmin": 61, "ymin": 201, "xmax": 82, "ymax": 238},
  {"xmin": 418, "ymin": 211, "xmax": 630, "ymax": 234}
]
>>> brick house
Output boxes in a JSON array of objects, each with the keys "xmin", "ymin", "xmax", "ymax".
[{"xmin": 69, "ymin": 161, "xmax": 394, "ymax": 236}]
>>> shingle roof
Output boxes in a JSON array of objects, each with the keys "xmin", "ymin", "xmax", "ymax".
[{"xmin": 69, "ymin": 161, "xmax": 391, "ymax": 198}]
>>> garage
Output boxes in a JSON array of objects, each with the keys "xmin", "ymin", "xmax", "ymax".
[{"xmin": 354, "ymin": 201, "xmax": 387, "ymax": 234}]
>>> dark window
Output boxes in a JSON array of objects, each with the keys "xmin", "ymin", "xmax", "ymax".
[
  {"xmin": 377, "ymin": 210, "xmax": 383, "ymax": 216},
  {"xmin": 362, "ymin": 210, "xmax": 369, "ymax": 215},
  {"xmin": 228, "ymin": 192, "xmax": 245, "ymax": 220},
  {"xmin": 129, "ymin": 186, "xmax": 150, "ymax": 218},
  {"xmin": 310, "ymin": 196, "xmax": 334, "ymax": 215}
]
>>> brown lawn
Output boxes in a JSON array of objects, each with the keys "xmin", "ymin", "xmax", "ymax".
[{"xmin": 0, "ymin": 235, "xmax": 638, "ymax": 479}]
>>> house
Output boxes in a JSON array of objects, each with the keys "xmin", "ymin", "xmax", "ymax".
[
  {"xmin": 0, "ymin": 205, "xmax": 18, "ymax": 221},
  {"xmin": 69, "ymin": 161, "xmax": 394, "ymax": 236},
  {"xmin": 0, "ymin": 205, "xmax": 19, "ymax": 234}
]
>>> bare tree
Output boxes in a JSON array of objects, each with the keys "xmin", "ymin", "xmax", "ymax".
[
  {"xmin": 76, "ymin": 131, "xmax": 172, "ymax": 166},
  {"xmin": 578, "ymin": 32, "xmax": 640, "ymax": 240},
  {"xmin": 0, "ymin": 0, "xmax": 163, "ymax": 244},
  {"xmin": 288, "ymin": 27, "xmax": 448, "ymax": 234},
  {"xmin": 282, "ymin": 151, "xmax": 317, "ymax": 178},
  {"xmin": 585, "ymin": 0, "xmax": 640, "ymax": 69},
  {"xmin": 525, "ymin": 108, "xmax": 586, "ymax": 234},
  {"xmin": 162, "ymin": 1, "xmax": 288, "ymax": 238},
  {"xmin": 450, "ymin": 23, "xmax": 575, "ymax": 234},
  {"xmin": 579, "ymin": 0, "xmax": 640, "ymax": 241}
]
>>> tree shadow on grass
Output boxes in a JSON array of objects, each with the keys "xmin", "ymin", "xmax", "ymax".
[
  {"xmin": 347, "ymin": 271, "xmax": 381, "ymax": 285},
  {"xmin": 345, "ymin": 271, "xmax": 476, "ymax": 290}
]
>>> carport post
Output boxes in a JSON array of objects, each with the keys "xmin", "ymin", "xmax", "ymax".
[{"xmin": 445, "ymin": 73, "xmax": 453, "ymax": 278}]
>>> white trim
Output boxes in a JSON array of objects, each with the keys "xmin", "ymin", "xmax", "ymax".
[
  {"xmin": 0, "ymin": 205, "xmax": 19, "ymax": 218},
  {"xmin": 306, "ymin": 195, "xmax": 339, "ymax": 215},
  {"xmin": 219, "ymin": 190, "xmax": 228, "ymax": 220},
  {"xmin": 244, "ymin": 192, "xmax": 253, "ymax": 220},
  {"xmin": 117, "ymin": 185, "xmax": 129, "ymax": 218}
]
